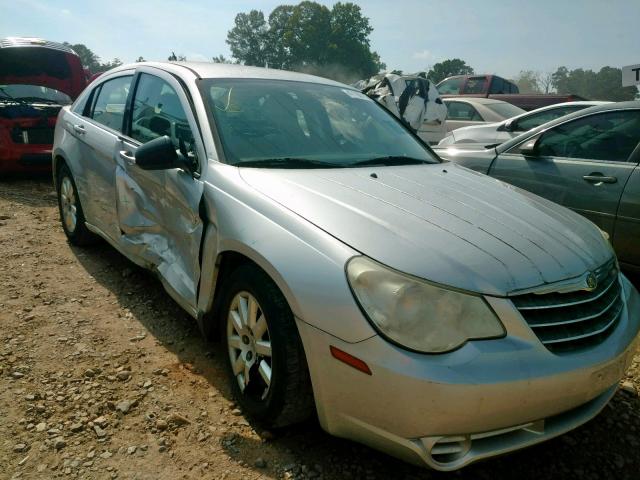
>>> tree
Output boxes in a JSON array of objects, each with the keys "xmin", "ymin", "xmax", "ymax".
[
  {"xmin": 226, "ymin": 2, "xmax": 384, "ymax": 81},
  {"xmin": 552, "ymin": 66, "xmax": 638, "ymax": 101},
  {"xmin": 514, "ymin": 70, "xmax": 541, "ymax": 94},
  {"xmin": 135, "ymin": 56, "xmax": 146, "ymax": 62},
  {"xmin": 539, "ymin": 71, "xmax": 554, "ymax": 94},
  {"xmin": 168, "ymin": 52, "xmax": 187, "ymax": 61},
  {"xmin": 212, "ymin": 54, "xmax": 236, "ymax": 64},
  {"xmin": 63, "ymin": 43, "xmax": 101, "ymax": 72},
  {"xmin": 426, "ymin": 59, "xmax": 473, "ymax": 84}
]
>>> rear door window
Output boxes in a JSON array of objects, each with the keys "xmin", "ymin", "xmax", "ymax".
[
  {"xmin": 90, "ymin": 76, "xmax": 133, "ymax": 132},
  {"xmin": 515, "ymin": 106, "xmax": 586, "ymax": 132},
  {"xmin": 446, "ymin": 101, "xmax": 483, "ymax": 121}
]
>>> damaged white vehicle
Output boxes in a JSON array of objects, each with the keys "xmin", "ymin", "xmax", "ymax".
[
  {"xmin": 356, "ymin": 72, "xmax": 448, "ymax": 144},
  {"xmin": 53, "ymin": 62, "xmax": 640, "ymax": 471}
]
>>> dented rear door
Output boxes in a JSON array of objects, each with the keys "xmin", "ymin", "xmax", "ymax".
[{"xmin": 115, "ymin": 68, "xmax": 205, "ymax": 314}]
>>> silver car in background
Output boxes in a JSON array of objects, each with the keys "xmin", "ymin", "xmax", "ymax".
[
  {"xmin": 438, "ymin": 101, "xmax": 610, "ymax": 146},
  {"xmin": 443, "ymin": 97, "xmax": 525, "ymax": 133},
  {"xmin": 53, "ymin": 62, "xmax": 640, "ymax": 471},
  {"xmin": 436, "ymin": 102, "xmax": 640, "ymax": 273}
]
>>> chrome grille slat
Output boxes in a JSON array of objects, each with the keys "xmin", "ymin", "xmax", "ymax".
[
  {"xmin": 526, "ymin": 284, "xmax": 620, "ymax": 328},
  {"xmin": 540, "ymin": 301, "xmax": 623, "ymax": 345},
  {"xmin": 510, "ymin": 261, "xmax": 623, "ymax": 353},
  {"xmin": 516, "ymin": 272, "xmax": 617, "ymax": 310}
]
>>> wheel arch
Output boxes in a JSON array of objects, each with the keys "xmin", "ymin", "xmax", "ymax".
[{"xmin": 198, "ymin": 245, "xmax": 302, "ymax": 341}]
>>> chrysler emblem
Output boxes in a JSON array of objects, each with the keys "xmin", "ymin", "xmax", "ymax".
[{"xmin": 586, "ymin": 272, "xmax": 598, "ymax": 290}]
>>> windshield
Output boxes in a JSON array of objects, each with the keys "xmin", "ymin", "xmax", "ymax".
[
  {"xmin": 201, "ymin": 79, "xmax": 438, "ymax": 168},
  {"xmin": 0, "ymin": 84, "xmax": 72, "ymax": 105},
  {"xmin": 484, "ymin": 102, "xmax": 525, "ymax": 119}
]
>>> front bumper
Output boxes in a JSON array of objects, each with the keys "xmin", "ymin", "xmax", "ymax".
[{"xmin": 297, "ymin": 274, "xmax": 640, "ymax": 470}]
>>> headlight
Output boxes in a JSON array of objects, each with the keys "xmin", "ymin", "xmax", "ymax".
[{"xmin": 346, "ymin": 256, "xmax": 505, "ymax": 353}]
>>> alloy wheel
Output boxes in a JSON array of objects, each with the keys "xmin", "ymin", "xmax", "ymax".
[
  {"xmin": 60, "ymin": 176, "xmax": 77, "ymax": 233},
  {"xmin": 226, "ymin": 291, "xmax": 272, "ymax": 400}
]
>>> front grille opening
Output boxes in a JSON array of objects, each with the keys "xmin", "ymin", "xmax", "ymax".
[
  {"xmin": 511, "ymin": 261, "xmax": 623, "ymax": 354},
  {"xmin": 11, "ymin": 126, "xmax": 55, "ymax": 145}
]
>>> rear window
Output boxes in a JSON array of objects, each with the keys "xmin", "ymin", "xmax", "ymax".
[{"xmin": 462, "ymin": 77, "xmax": 488, "ymax": 94}]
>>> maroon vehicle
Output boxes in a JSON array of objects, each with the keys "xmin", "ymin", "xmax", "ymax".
[
  {"xmin": 436, "ymin": 74, "xmax": 585, "ymax": 111},
  {"xmin": 0, "ymin": 37, "xmax": 87, "ymax": 173}
]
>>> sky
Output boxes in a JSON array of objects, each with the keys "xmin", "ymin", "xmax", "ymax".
[{"xmin": 1, "ymin": 0, "xmax": 639, "ymax": 78}]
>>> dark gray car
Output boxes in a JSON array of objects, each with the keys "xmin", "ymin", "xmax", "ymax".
[{"xmin": 436, "ymin": 101, "xmax": 640, "ymax": 272}]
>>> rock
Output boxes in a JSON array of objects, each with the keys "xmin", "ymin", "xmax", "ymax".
[
  {"xmin": 116, "ymin": 399, "xmax": 135, "ymax": 414},
  {"xmin": 127, "ymin": 446, "xmax": 137, "ymax": 455},
  {"xmin": 231, "ymin": 408, "xmax": 242, "ymax": 416},
  {"xmin": 621, "ymin": 381, "xmax": 637, "ymax": 396},
  {"xmin": 143, "ymin": 380, "xmax": 152, "ymax": 388},
  {"xmin": 70, "ymin": 423, "xmax": 83, "ymax": 433},
  {"xmin": 93, "ymin": 416, "xmax": 108, "ymax": 427},
  {"xmin": 53, "ymin": 437, "xmax": 66, "ymax": 450},
  {"xmin": 84, "ymin": 368, "xmax": 96, "ymax": 378},
  {"xmin": 166, "ymin": 412, "xmax": 190, "ymax": 427},
  {"xmin": 94, "ymin": 425, "xmax": 107, "ymax": 438},
  {"xmin": 116, "ymin": 371, "xmax": 131, "ymax": 381},
  {"xmin": 99, "ymin": 451, "xmax": 113, "ymax": 459},
  {"xmin": 12, "ymin": 371, "xmax": 25, "ymax": 379},
  {"xmin": 254, "ymin": 458, "xmax": 267, "ymax": 469},
  {"xmin": 35, "ymin": 422, "xmax": 47, "ymax": 432},
  {"xmin": 156, "ymin": 419, "xmax": 168, "ymax": 431},
  {"xmin": 14, "ymin": 443, "xmax": 28, "ymax": 453}
]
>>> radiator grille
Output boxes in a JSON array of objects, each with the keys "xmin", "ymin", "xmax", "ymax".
[
  {"xmin": 11, "ymin": 126, "xmax": 54, "ymax": 145},
  {"xmin": 511, "ymin": 261, "xmax": 622, "ymax": 353}
]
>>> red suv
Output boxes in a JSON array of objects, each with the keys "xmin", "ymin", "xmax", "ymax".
[{"xmin": 0, "ymin": 37, "xmax": 87, "ymax": 173}]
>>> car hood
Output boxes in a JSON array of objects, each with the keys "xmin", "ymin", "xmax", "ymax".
[
  {"xmin": 240, "ymin": 164, "xmax": 611, "ymax": 296},
  {"xmin": 0, "ymin": 45, "xmax": 86, "ymax": 99}
]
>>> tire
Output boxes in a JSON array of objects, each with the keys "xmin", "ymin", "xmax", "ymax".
[
  {"xmin": 56, "ymin": 164, "xmax": 97, "ymax": 246},
  {"xmin": 220, "ymin": 264, "xmax": 314, "ymax": 428}
]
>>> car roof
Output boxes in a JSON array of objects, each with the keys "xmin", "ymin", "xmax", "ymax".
[
  {"xmin": 102, "ymin": 61, "xmax": 353, "ymax": 89},
  {"xmin": 497, "ymin": 101, "xmax": 640, "ymax": 154}
]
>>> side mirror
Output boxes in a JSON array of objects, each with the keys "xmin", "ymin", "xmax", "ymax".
[
  {"xmin": 519, "ymin": 137, "xmax": 539, "ymax": 156},
  {"xmin": 501, "ymin": 119, "xmax": 515, "ymax": 132},
  {"xmin": 135, "ymin": 136, "xmax": 192, "ymax": 173}
]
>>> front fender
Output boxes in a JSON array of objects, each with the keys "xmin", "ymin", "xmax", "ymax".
[{"xmin": 197, "ymin": 164, "xmax": 377, "ymax": 344}]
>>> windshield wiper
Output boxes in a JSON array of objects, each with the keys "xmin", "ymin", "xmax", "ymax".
[
  {"xmin": 351, "ymin": 156, "xmax": 432, "ymax": 167},
  {"xmin": 233, "ymin": 158, "xmax": 344, "ymax": 169}
]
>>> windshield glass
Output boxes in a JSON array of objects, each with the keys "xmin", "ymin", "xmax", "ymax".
[
  {"xmin": 485, "ymin": 102, "xmax": 525, "ymax": 119},
  {"xmin": 201, "ymin": 79, "xmax": 438, "ymax": 168},
  {"xmin": 0, "ymin": 84, "xmax": 72, "ymax": 104}
]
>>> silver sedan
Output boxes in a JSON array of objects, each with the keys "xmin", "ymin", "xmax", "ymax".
[{"xmin": 52, "ymin": 62, "xmax": 640, "ymax": 471}]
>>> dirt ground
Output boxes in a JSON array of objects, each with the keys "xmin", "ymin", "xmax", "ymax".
[{"xmin": 1, "ymin": 175, "xmax": 639, "ymax": 480}]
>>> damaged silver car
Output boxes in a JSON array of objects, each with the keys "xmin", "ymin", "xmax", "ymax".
[{"xmin": 53, "ymin": 62, "xmax": 640, "ymax": 471}]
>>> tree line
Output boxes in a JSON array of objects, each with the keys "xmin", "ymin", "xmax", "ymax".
[{"xmin": 63, "ymin": 0, "xmax": 638, "ymax": 101}]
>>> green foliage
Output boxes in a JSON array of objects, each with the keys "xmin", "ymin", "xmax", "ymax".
[
  {"xmin": 226, "ymin": 2, "xmax": 384, "ymax": 81},
  {"xmin": 63, "ymin": 42, "xmax": 122, "ymax": 73},
  {"xmin": 514, "ymin": 70, "xmax": 541, "ymax": 94},
  {"xmin": 552, "ymin": 66, "xmax": 638, "ymax": 101},
  {"xmin": 426, "ymin": 59, "xmax": 474, "ymax": 84}
]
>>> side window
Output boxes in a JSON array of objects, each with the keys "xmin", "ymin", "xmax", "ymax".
[
  {"xmin": 130, "ymin": 73, "xmax": 195, "ymax": 153},
  {"xmin": 515, "ymin": 106, "xmax": 583, "ymax": 132},
  {"xmin": 436, "ymin": 77, "xmax": 463, "ymax": 95},
  {"xmin": 446, "ymin": 101, "xmax": 483, "ymax": 121},
  {"xmin": 489, "ymin": 77, "xmax": 504, "ymax": 94},
  {"xmin": 536, "ymin": 110, "xmax": 640, "ymax": 162},
  {"xmin": 90, "ymin": 76, "xmax": 133, "ymax": 131}
]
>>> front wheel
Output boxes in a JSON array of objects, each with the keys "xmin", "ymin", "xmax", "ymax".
[
  {"xmin": 220, "ymin": 264, "xmax": 314, "ymax": 428},
  {"xmin": 56, "ymin": 164, "xmax": 97, "ymax": 246}
]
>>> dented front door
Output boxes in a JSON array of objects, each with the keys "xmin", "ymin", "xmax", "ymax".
[{"xmin": 115, "ymin": 69, "xmax": 205, "ymax": 314}]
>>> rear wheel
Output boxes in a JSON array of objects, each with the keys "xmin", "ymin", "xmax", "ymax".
[
  {"xmin": 56, "ymin": 164, "xmax": 97, "ymax": 246},
  {"xmin": 220, "ymin": 264, "xmax": 314, "ymax": 427}
]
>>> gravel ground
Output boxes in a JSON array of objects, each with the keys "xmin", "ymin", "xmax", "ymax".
[{"xmin": 1, "ymin": 176, "xmax": 639, "ymax": 480}]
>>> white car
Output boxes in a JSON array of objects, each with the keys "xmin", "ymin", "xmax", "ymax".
[
  {"xmin": 439, "ymin": 101, "xmax": 610, "ymax": 146},
  {"xmin": 443, "ymin": 97, "xmax": 525, "ymax": 133}
]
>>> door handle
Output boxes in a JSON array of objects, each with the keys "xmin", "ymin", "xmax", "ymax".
[
  {"xmin": 583, "ymin": 173, "xmax": 617, "ymax": 184},
  {"xmin": 119, "ymin": 150, "xmax": 136, "ymax": 165},
  {"xmin": 73, "ymin": 124, "xmax": 85, "ymax": 135}
]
